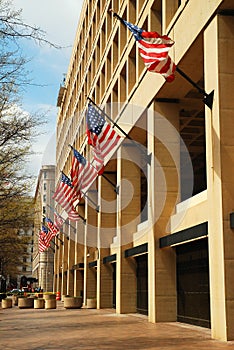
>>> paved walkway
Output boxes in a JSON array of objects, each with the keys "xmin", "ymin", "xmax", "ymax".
[{"xmin": 1, "ymin": 301, "xmax": 234, "ymax": 350}]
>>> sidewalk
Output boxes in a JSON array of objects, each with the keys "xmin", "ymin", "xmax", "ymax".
[{"xmin": 1, "ymin": 301, "xmax": 234, "ymax": 350}]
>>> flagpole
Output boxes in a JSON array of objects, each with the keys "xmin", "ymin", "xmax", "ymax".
[
  {"xmin": 87, "ymin": 97, "xmax": 152, "ymax": 165},
  {"xmin": 110, "ymin": 10, "xmax": 214, "ymax": 110},
  {"xmin": 175, "ymin": 67, "xmax": 214, "ymax": 109},
  {"xmin": 50, "ymin": 238, "xmax": 59, "ymax": 249},
  {"xmin": 101, "ymin": 174, "xmax": 119, "ymax": 194},
  {"xmin": 80, "ymin": 190, "xmax": 99, "ymax": 212}
]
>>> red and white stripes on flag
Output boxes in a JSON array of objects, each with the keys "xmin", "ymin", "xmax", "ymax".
[
  {"xmin": 45, "ymin": 217, "xmax": 59, "ymax": 236},
  {"xmin": 86, "ymin": 104, "xmax": 121, "ymax": 162},
  {"xmin": 70, "ymin": 147, "xmax": 98, "ymax": 197},
  {"xmin": 54, "ymin": 211, "xmax": 64, "ymax": 229},
  {"xmin": 53, "ymin": 172, "xmax": 80, "ymax": 221},
  {"xmin": 122, "ymin": 19, "xmax": 176, "ymax": 82},
  {"xmin": 38, "ymin": 230, "xmax": 50, "ymax": 252}
]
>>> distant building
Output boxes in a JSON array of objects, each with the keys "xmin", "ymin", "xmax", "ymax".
[
  {"xmin": 16, "ymin": 227, "xmax": 34, "ymax": 290},
  {"xmin": 33, "ymin": 165, "xmax": 55, "ymax": 291}
]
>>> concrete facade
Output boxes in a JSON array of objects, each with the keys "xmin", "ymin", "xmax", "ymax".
[{"xmin": 54, "ymin": 0, "xmax": 234, "ymax": 341}]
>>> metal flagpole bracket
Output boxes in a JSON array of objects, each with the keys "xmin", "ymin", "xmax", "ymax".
[
  {"xmin": 203, "ymin": 90, "xmax": 214, "ymax": 110},
  {"xmin": 176, "ymin": 67, "xmax": 214, "ymax": 110},
  {"xmin": 115, "ymin": 185, "xmax": 120, "ymax": 195},
  {"xmin": 96, "ymin": 205, "xmax": 100, "ymax": 213},
  {"xmin": 147, "ymin": 153, "xmax": 152, "ymax": 165}
]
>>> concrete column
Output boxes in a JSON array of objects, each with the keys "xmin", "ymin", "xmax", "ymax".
[
  {"xmin": 67, "ymin": 223, "xmax": 75, "ymax": 296},
  {"xmin": 74, "ymin": 219, "xmax": 84, "ymax": 297},
  {"xmin": 57, "ymin": 232, "xmax": 63, "ymax": 294},
  {"xmin": 85, "ymin": 199, "xmax": 98, "ymax": 301},
  {"xmin": 204, "ymin": 15, "xmax": 234, "ymax": 341},
  {"xmin": 53, "ymin": 241, "xmax": 59, "ymax": 292},
  {"xmin": 83, "ymin": 200, "xmax": 88, "ymax": 306},
  {"xmin": 116, "ymin": 145, "xmax": 141, "ymax": 314},
  {"xmin": 98, "ymin": 174, "xmax": 117, "ymax": 308},
  {"xmin": 61, "ymin": 226, "xmax": 69, "ymax": 295},
  {"xmin": 149, "ymin": 101, "xmax": 180, "ymax": 322}
]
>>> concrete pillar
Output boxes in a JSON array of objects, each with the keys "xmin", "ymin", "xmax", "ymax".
[
  {"xmin": 204, "ymin": 15, "xmax": 234, "ymax": 341},
  {"xmin": 53, "ymin": 242, "xmax": 58, "ymax": 293},
  {"xmin": 97, "ymin": 174, "xmax": 117, "ymax": 308},
  {"xmin": 85, "ymin": 199, "xmax": 98, "ymax": 302},
  {"xmin": 61, "ymin": 226, "xmax": 69, "ymax": 295},
  {"xmin": 67, "ymin": 224, "xmax": 75, "ymax": 296},
  {"xmin": 148, "ymin": 101, "xmax": 180, "ymax": 322},
  {"xmin": 56, "ymin": 232, "xmax": 63, "ymax": 293},
  {"xmin": 116, "ymin": 145, "xmax": 141, "ymax": 314},
  {"xmin": 74, "ymin": 205, "xmax": 85, "ymax": 297},
  {"xmin": 74, "ymin": 218, "xmax": 85, "ymax": 297}
]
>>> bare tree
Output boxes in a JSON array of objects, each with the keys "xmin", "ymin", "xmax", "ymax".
[{"xmin": 0, "ymin": 0, "xmax": 57, "ymax": 284}]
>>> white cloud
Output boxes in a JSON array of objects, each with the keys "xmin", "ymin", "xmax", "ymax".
[
  {"xmin": 12, "ymin": 0, "xmax": 83, "ymax": 46},
  {"xmin": 8, "ymin": 1, "xmax": 83, "ymax": 194}
]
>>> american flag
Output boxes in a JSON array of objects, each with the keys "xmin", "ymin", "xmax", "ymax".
[
  {"xmin": 38, "ymin": 228, "xmax": 50, "ymax": 252},
  {"xmin": 53, "ymin": 172, "xmax": 80, "ymax": 221},
  {"xmin": 41, "ymin": 225, "xmax": 54, "ymax": 246},
  {"xmin": 123, "ymin": 20, "xmax": 176, "ymax": 82},
  {"xmin": 54, "ymin": 210, "xmax": 64, "ymax": 229},
  {"xmin": 38, "ymin": 237, "xmax": 47, "ymax": 253},
  {"xmin": 70, "ymin": 147, "xmax": 98, "ymax": 196},
  {"xmin": 45, "ymin": 217, "xmax": 59, "ymax": 236},
  {"xmin": 86, "ymin": 104, "xmax": 121, "ymax": 161}
]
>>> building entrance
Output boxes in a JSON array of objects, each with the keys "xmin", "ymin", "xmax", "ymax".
[
  {"xmin": 135, "ymin": 254, "xmax": 148, "ymax": 315},
  {"xmin": 176, "ymin": 238, "xmax": 210, "ymax": 328}
]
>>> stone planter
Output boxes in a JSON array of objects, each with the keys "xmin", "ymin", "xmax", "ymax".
[
  {"xmin": 62, "ymin": 294, "xmax": 70, "ymax": 302},
  {"xmin": 86, "ymin": 298, "xmax": 97, "ymax": 309},
  {"xmin": 12, "ymin": 295, "xmax": 19, "ymax": 306},
  {"xmin": 64, "ymin": 296, "xmax": 82, "ymax": 309},
  {"xmin": 34, "ymin": 298, "xmax": 45, "ymax": 309},
  {"xmin": 43, "ymin": 294, "xmax": 56, "ymax": 300},
  {"xmin": 18, "ymin": 297, "xmax": 34, "ymax": 309},
  {"xmin": 45, "ymin": 299, "xmax": 56, "ymax": 309},
  {"xmin": 2, "ymin": 298, "xmax": 12, "ymax": 309}
]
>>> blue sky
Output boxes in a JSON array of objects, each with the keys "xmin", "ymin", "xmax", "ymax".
[{"xmin": 11, "ymin": 0, "xmax": 83, "ymax": 190}]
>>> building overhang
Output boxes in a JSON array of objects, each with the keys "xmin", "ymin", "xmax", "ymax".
[
  {"xmin": 159, "ymin": 222, "xmax": 208, "ymax": 248},
  {"xmin": 103, "ymin": 254, "xmax": 116, "ymax": 264},
  {"xmin": 124, "ymin": 243, "xmax": 148, "ymax": 258}
]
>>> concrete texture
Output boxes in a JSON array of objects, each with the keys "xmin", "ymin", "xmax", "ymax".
[{"xmin": 1, "ymin": 301, "xmax": 234, "ymax": 350}]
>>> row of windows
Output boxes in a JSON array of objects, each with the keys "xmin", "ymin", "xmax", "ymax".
[
  {"xmin": 56, "ymin": 0, "xmax": 186, "ymax": 177},
  {"xmin": 57, "ymin": 0, "xmax": 160, "ymax": 168}
]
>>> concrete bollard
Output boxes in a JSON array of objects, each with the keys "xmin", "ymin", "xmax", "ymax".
[
  {"xmin": 86, "ymin": 298, "xmax": 97, "ymax": 309},
  {"xmin": 45, "ymin": 299, "xmax": 56, "ymax": 309},
  {"xmin": 34, "ymin": 298, "xmax": 45, "ymax": 309}
]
